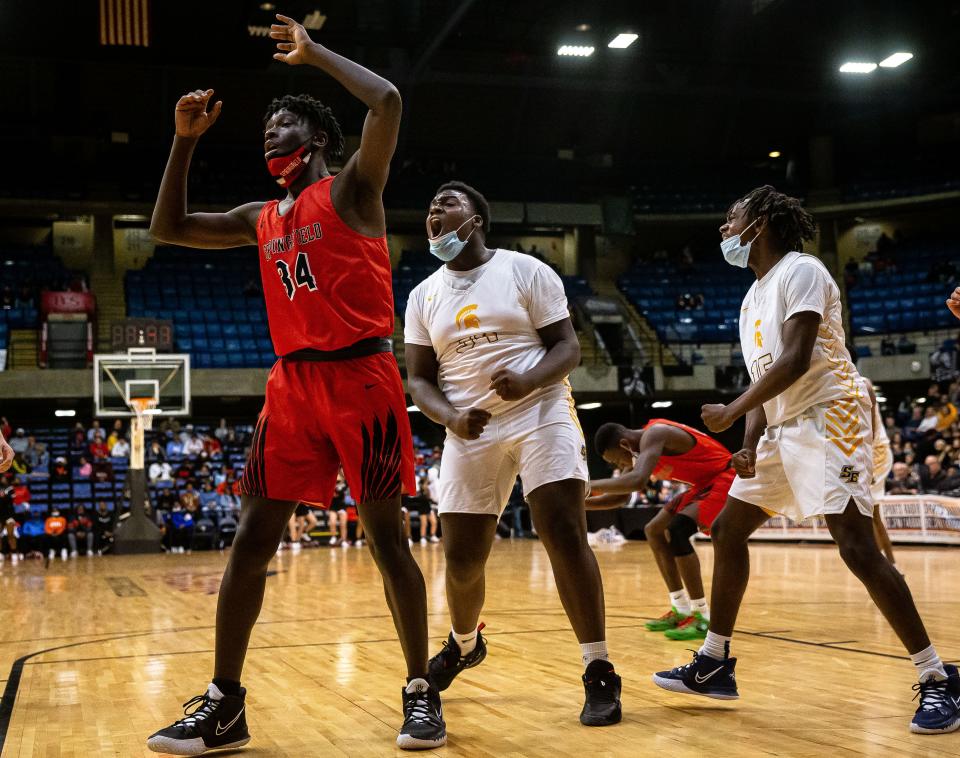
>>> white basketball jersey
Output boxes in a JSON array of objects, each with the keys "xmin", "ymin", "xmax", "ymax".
[{"xmin": 739, "ymin": 251, "xmax": 867, "ymax": 426}]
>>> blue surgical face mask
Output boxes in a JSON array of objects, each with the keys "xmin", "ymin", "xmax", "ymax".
[
  {"xmin": 428, "ymin": 216, "xmax": 480, "ymax": 262},
  {"xmin": 720, "ymin": 218, "xmax": 761, "ymax": 268}
]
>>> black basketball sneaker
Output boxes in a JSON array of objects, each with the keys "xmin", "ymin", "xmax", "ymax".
[
  {"xmin": 427, "ymin": 623, "xmax": 487, "ymax": 691},
  {"xmin": 397, "ymin": 678, "xmax": 447, "ymax": 750},
  {"xmin": 146, "ymin": 684, "xmax": 250, "ymax": 755},
  {"xmin": 580, "ymin": 659, "xmax": 623, "ymax": 726},
  {"xmin": 653, "ymin": 650, "xmax": 739, "ymax": 700}
]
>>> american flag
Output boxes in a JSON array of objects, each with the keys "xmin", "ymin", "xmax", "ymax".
[{"xmin": 100, "ymin": 0, "xmax": 150, "ymax": 47}]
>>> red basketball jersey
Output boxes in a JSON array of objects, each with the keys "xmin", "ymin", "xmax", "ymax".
[
  {"xmin": 255, "ymin": 176, "xmax": 394, "ymax": 355},
  {"xmin": 644, "ymin": 418, "xmax": 731, "ymax": 489}
]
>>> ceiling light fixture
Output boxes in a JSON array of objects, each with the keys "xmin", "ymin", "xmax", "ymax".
[
  {"xmin": 839, "ymin": 61, "xmax": 877, "ymax": 74},
  {"xmin": 55, "ymin": 409, "xmax": 77, "ymax": 417},
  {"xmin": 576, "ymin": 402, "xmax": 602, "ymax": 410},
  {"xmin": 576, "ymin": 23, "xmax": 591, "ymax": 32},
  {"xmin": 768, "ymin": 150, "xmax": 781, "ymax": 158},
  {"xmin": 879, "ymin": 52, "xmax": 913, "ymax": 68},
  {"xmin": 651, "ymin": 400, "xmax": 673, "ymax": 409},
  {"xmin": 557, "ymin": 45, "xmax": 595, "ymax": 57},
  {"xmin": 608, "ymin": 33, "xmax": 638, "ymax": 49}
]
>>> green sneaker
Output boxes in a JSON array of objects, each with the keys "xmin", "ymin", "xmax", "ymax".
[
  {"xmin": 645, "ymin": 607, "xmax": 690, "ymax": 632},
  {"xmin": 664, "ymin": 611, "xmax": 709, "ymax": 640}
]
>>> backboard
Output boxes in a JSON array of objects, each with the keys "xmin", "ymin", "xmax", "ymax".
[{"xmin": 93, "ymin": 348, "xmax": 191, "ymax": 418}]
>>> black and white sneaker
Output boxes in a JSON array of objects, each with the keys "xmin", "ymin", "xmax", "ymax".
[
  {"xmin": 580, "ymin": 659, "xmax": 622, "ymax": 726},
  {"xmin": 653, "ymin": 650, "xmax": 739, "ymax": 700},
  {"xmin": 147, "ymin": 683, "xmax": 250, "ymax": 755},
  {"xmin": 427, "ymin": 623, "xmax": 487, "ymax": 691},
  {"xmin": 397, "ymin": 678, "xmax": 447, "ymax": 750}
]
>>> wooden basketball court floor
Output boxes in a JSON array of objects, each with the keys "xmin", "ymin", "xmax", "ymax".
[{"xmin": 2, "ymin": 540, "xmax": 959, "ymax": 757}]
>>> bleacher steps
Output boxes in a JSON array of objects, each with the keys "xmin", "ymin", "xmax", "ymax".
[{"xmin": 9, "ymin": 329, "xmax": 38, "ymax": 369}]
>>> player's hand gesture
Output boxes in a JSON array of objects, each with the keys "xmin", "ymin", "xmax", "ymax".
[
  {"xmin": 271, "ymin": 14, "xmax": 315, "ymax": 66},
  {"xmin": 701, "ymin": 403, "xmax": 734, "ymax": 433},
  {"xmin": 489, "ymin": 369, "xmax": 535, "ymax": 402},
  {"xmin": 447, "ymin": 408, "xmax": 492, "ymax": 440},
  {"xmin": 0, "ymin": 438, "xmax": 13, "ymax": 473},
  {"xmin": 731, "ymin": 449, "xmax": 757, "ymax": 479},
  {"xmin": 174, "ymin": 89, "xmax": 223, "ymax": 139},
  {"xmin": 947, "ymin": 287, "xmax": 960, "ymax": 321}
]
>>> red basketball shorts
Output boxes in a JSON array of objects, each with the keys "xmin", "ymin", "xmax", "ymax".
[
  {"xmin": 666, "ymin": 468, "xmax": 735, "ymax": 534},
  {"xmin": 239, "ymin": 352, "xmax": 416, "ymax": 506}
]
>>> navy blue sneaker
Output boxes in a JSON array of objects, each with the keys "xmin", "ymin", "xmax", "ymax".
[
  {"xmin": 427, "ymin": 623, "xmax": 487, "ymax": 692},
  {"xmin": 652, "ymin": 651, "xmax": 739, "ymax": 700},
  {"xmin": 910, "ymin": 664, "xmax": 960, "ymax": 734}
]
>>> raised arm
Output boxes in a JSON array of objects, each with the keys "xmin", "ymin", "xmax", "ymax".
[
  {"xmin": 271, "ymin": 14, "xmax": 401, "ymax": 197},
  {"xmin": 150, "ymin": 89, "xmax": 263, "ymax": 249},
  {"xmin": 0, "ymin": 432, "xmax": 13, "ymax": 473}
]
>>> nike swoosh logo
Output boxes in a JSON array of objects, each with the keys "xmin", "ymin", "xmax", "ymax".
[
  {"xmin": 694, "ymin": 667, "xmax": 724, "ymax": 684},
  {"xmin": 215, "ymin": 707, "xmax": 244, "ymax": 736}
]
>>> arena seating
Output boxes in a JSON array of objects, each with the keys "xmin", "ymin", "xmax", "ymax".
[
  {"xmin": 1, "ymin": 246, "xmax": 72, "ymax": 340},
  {"xmin": 125, "ymin": 248, "xmax": 277, "ymax": 368},
  {"xmin": 619, "ymin": 258, "xmax": 752, "ymax": 344},
  {"xmin": 847, "ymin": 237, "xmax": 960, "ymax": 334}
]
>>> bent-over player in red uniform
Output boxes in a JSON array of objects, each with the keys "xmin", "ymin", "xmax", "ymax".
[
  {"xmin": 146, "ymin": 15, "xmax": 444, "ymax": 754},
  {"xmin": 587, "ymin": 420, "xmax": 734, "ymax": 641}
]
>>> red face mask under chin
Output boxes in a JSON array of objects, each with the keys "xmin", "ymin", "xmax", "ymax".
[{"xmin": 266, "ymin": 143, "xmax": 313, "ymax": 187}]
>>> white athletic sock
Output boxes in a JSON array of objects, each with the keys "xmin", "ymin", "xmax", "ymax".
[
  {"xmin": 690, "ymin": 597, "xmax": 709, "ymax": 620},
  {"xmin": 911, "ymin": 644, "xmax": 948, "ymax": 682},
  {"xmin": 699, "ymin": 631, "xmax": 731, "ymax": 661},
  {"xmin": 452, "ymin": 627, "xmax": 477, "ymax": 656},
  {"xmin": 580, "ymin": 641, "xmax": 609, "ymax": 668},
  {"xmin": 669, "ymin": 589, "xmax": 691, "ymax": 615}
]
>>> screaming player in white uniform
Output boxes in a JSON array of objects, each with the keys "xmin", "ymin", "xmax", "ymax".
[
  {"xmin": 652, "ymin": 185, "xmax": 960, "ymax": 735},
  {"xmin": 405, "ymin": 181, "xmax": 621, "ymax": 727}
]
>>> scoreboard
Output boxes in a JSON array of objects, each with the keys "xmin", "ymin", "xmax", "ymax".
[{"xmin": 110, "ymin": 318, "xmax": 174, "ymax": 352}]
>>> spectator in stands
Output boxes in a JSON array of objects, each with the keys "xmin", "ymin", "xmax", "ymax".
[
  {"xmin": 203, "ymin": 434, "xmax": 222, "ymax": 458},
  {"xmin": 148, "ymin": 439, "xmax": 165, "ymax": 461},
  {"xmin": 89, "ymin": 433, "xmax": 109, "ymax": 460},
  {"xmin": 67, "ymin": 504, "xmax": 95, "ymax": 557},
  {"xmin": 164, "ymin": 503, "xmax": 194, "ymax": 554},
  {"xmin": 9, "ymin": 428, "xmax": 28, "ymax": 455},
  {"xmin": 95, "ymin": 500, "xmax": 114, "ymax": 554},
  {"xmin": 77, "ymin": 456, "xmax": 92, "ymax": 478},
  {"xmin": 30, "ymin": 442, "xmax": 50, "ymax": 476},
  {"xmin": 92, "ymin": 457, "xmax": 114, "ymax": 483},
  {"xmin": 51, "ymin": 456, "xmax": 70, "ymax": 483},
  {"xmin": 149, "ymin": 459, "xmax": 173, "ymax": 483},
  {"xmin": 87, "ymin": 420, "xmax": 103, "ymax": 442},
  {"xmin": 179, "ymin": 424, "xmax": 196, "ymax": 445},
  {"xmin": 44, "ymin": 507, "xmax": 69, "ymax": 560},
  {"xmin": 198, "ymin": 481, "xmax": 218, "ymax": 510},
  {"xmin": 0, "ymin": 476, "xmax": 16, "ymax": 562},
  {"xmin": 920, "ymin": 455, "xmax": 949, "ymax": 493},
  {"xmin": 111, "ymin": 435, "xmax": 131, "ymax": 458},
  {"xmin": 23, "ymin": 436, "xmax": 41, "ymax": 468},
  {"xmin": 214, "ymin": 418, "xmax": 230, "ymax": 441},
  {"xmin": 165, "ymin": 432, "xmax": 183, "ymax": 459},
  {"xmin": 9, "ymin": 454, "xmax": 28, "ymax": 477},
  {"xmin": 881, "ymin": 336, "xmax": 896, "ymax": 356},
  {"xmin": 888, "ymin": 462, "xmax": 920, "ymax": 495},
  {"xmin": 180, "ymin": 482, "xmax": 200, "ymax": 511},
  {"xmin": 19, "ymin": 512, "xmax": 46, "ymax": 559},
  {"xmin": 1, "ymin": 286, "xmax": 14, "ymax": 309},
  {"xmin": 183, "ymin": 431, "xmax": 204, "ymax": 457}
]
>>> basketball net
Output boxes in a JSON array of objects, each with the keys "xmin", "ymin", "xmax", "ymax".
[{"xmin": 129, "ymin": 396, "xmax": 157, "ymax": 471}]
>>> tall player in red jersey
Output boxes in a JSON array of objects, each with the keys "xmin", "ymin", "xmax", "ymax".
[
  {"xmin": 587, "ymin": 420, "xmax": 734, "ymax": 641},
  {"xmin": 146, "ymin": 15, "xmax": 444, "ymax": 754}
]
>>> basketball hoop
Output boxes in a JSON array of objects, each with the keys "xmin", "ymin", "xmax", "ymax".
[{"xmin": 129, "ymin": 396, "xmax": 159, "ymax": 430}]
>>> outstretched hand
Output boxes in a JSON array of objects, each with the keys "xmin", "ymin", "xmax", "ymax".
[
  {"xmin": 270, "ymin": 14, "xmax": 315, "ymax": 65},
  {"xmin": 947, "ymin": 287, "xmax": 960, "ymax": 321},
  {"xmin": 174, "ymin": 90, "xmax": 222, "ymax": 139},
  {"xmin": 0, "ymin": 438, "xmax": 13, "ymax": 473}
]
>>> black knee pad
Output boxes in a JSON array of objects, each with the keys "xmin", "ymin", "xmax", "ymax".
[{"xmin": 667, "ymin": 513, "xmax": 698, "ymax": 556}]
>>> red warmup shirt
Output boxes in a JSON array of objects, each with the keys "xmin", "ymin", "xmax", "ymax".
[
  {"xmin": 644, "ymin": 418, "xmax": 732, "ymax": 489},
  {"xmin": 255, "ymin": 176, "xmax": 395, "ymax": 356}
]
